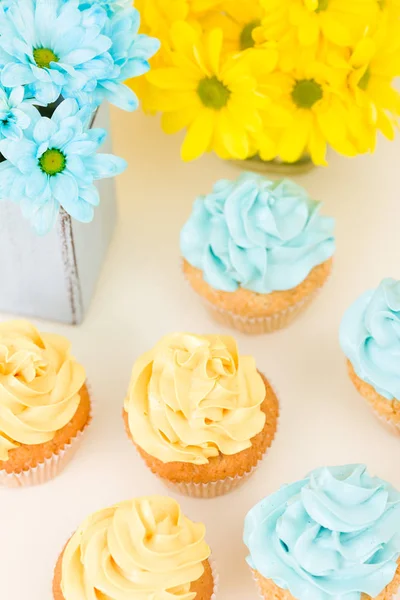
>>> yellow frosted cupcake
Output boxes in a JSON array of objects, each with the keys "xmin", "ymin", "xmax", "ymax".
[
  {"xmin": 181, "ymin": 174, "xmax": 335, "ymax": 334},
  {"xmin": 340, "ymin": 278, "xmax": 400, "ymax": 435},
  {"xmin": 0, "ymin": 320, "xmax": 91, "ymax": 487},
  {"xmin": 123, "ymin": 332, "xmax": 279, "ymax": 497},
  {"xmin": 53, "ymin": 495, "xmax": 217, "ymax": 600}
]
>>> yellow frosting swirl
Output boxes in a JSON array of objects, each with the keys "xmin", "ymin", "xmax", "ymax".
[
  {"xmin": 124, "ymin": 333, "xmax": 266, "ymax": 465},
  {"xmin": 61, "ymin": 496, "xmax": 211, "ymax": 600},
  {"xmin": 0, "ymin": 320, "xmax": 86, "ymax": 461}
]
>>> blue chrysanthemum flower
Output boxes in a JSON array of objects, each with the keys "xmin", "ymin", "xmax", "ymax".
[
  {"xmin": 0, "ymin": 85, "xmax": 36, "ymax": 141},
  {"xmin": 0, "ymin": 0, "xmax": 112, "ymax": 105},
  {"xmin": 94, "ymin": 6, "xmax": 160, "ymax": 111},
  {"xmin": 0, "ymin": 98, "xmax": 127, "ymax": 235},
  {"xmin": 77, "ymin": 4, "xmax": 160, "ymax": 111},
  {"xmin": 79, "ymin": 0, "xmax": 131, "ymax": 17}
]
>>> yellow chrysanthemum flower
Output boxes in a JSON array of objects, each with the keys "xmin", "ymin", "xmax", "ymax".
[
  {"xmin": 127, "ymin": 0, "xmax": 190, "ymax": 112},
  {"xmin": 260, "ymin": 0, "xmax": 379, "ymax": 48},
  {"xmin": 134, "ymin": 0, "xmax": 189, "ymax": 40},
  {"xmin": 146, "ymin": 22, "xmax": 268, "ymax": 161},
  {"xmin": 255, "ymin": 57, "xmax": 364, "ymax": 165},
  {"xmin": 348, "ymin": 24, "xmax": 400, "ymax": 142},
  {"xmin": 200, "ymin": 0, "xmax": 265, "ymax": 54}
]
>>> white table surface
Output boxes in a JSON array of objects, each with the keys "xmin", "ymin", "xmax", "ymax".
[{"xmin": 1, "ymin": 107, "xmax": 400, "ymax": 600}]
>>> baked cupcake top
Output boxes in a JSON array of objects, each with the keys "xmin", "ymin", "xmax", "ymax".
[
  {"xmin": 340, "ymin": 278, "xmax": 400, "ymax": 400},
  {"xmin": 244, "ymin": 464, "xmax": 400, "ymax": 600},
  {"xmin": 61, "ymin": 496, "xmax": 211, "ymax": 600},
  {"xmin": 0, "ymin": 320, "xmax": 85, "ymax": 461},
  {"xmin": 124, "ymin": 333, "xmax": 266, "ymax": 465},
  {"xmin": 180, "ymin": 173, "xmax": 335, "ymax": 294}
]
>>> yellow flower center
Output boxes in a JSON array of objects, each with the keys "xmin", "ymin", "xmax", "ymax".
[
  {"xmin": 316, "ymin": 0, "xmax": 329, "ymax": 11},
  {"xmin": 33, "ymin": 47, "xmax": 59, "ymax": 69},
  {"xmin": 240, "ymin": 20, "xmax": 261, "ymax": 50},
  {"xmin": 292, "ymin": 79, "xmax": 323, "ymax": 109},
  {"xmin": 358, "ymin": 67, "xmax": 371, "ymax": 90},
  {"xmin": 197, "ymin": 76, "xmax": 231, "ymax": 110},
  {"xmin": 39, "ymin": 148, "xmax": 67, "ymax": 176}
]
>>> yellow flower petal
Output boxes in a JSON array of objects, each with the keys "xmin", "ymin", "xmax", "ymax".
[
  {"xmin": 308, "ymin": 126, "xmax": 327, "ymax": 166},
  {"xmin": 376, "ymin": 111, "xmax": 396, "ymax": 140},
  {"xmin": 147, "ymin": 68, "xmax": 196, "ymax": 90},
  {"xmin": 278, "ymin": 113, "xmax": 310, "ymax": 163},
  {"xmin": 154, "ymin": 90, "xmax": 199, "ymax": 111},
  {"xmin": 298, "ymin": 15, "xmax": 320, "ymax": 46},
  {"xmin": 206, "ymin": 28, "xmax": 223, "ymax": 74},
  {"xmin": 161, "ymin": 107, "xmax": 197, "ymax": 134},
  {"xmin": 351, "ymin": 38, "xmax": 376, "ymax": 68},
  {"xmin": 171, "ymin": 21, "xmax": 200, "ymax": 55},
  {"xmin": 257, "ymin": 132, "xmax": 278, "ymax": 161},
  {"xmin": 317, "ymin": 102, "xmax": 347, "ymax": 146},
  {"xmin": 215, "ymin": 109, "xmax": 250, "ymax": 158},
  {"xmin": 320, "ymin": 14, "xmax": 352, "ymax": 47},
  {"xmin": 227, "ymin": 98, "xmax": 262, "ymax": 132},
  {"xmin": 181, "ymin": 110, "xmax": 215, "ymax": 160}
]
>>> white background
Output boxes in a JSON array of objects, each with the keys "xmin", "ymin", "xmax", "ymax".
[{"xmin": 1, "ymin": 107, "xmax": 399, "ymax": 599}]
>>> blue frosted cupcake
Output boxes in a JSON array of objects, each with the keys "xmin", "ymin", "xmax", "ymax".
[
  {"xmin": 340, "ymin": 278, "xmax": 400, "ymax": 435},
  {"xmin": 181, "ymin": 173, "xmax": 335, "ymax": 334},
  {"xmin": 244, "ymin": 464, "xmax": 400, "ymax": 600}
]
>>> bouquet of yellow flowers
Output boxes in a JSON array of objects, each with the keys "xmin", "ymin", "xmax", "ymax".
[{"xmin": 130, "ymin": 0, "xmax": 400, "ymax": 167}]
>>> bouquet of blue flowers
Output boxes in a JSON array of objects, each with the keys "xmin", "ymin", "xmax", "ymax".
[{"xmin": 0, "ymin": 0, "xmax": 159, "ymax": 234}]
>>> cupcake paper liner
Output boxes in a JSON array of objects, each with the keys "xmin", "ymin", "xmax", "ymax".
[
  {"xmin": 252, "ymin": 570, "xmax": 400, "ymax": 600},
  {"xmin": 371, "ymin": 409, "xmax": 400, "ymax": 438},
  {"xmin": 202, "ymin": 290, "xmax": 318, "ymax": 334},
  {"xmin": 210, "ymin": 557, "xmax": 219, "ymax": 600},
  {"xmin": 0, "ymin": 383, "xmax": 92, "ymax": 489},
  {"xmin": 161, "ymin": 463, "xmax": 259, "ymax": 498}
]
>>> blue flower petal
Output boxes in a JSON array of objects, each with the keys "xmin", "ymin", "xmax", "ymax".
[
  {"xmin": 80, "ymin": 185, "xmax": 100, "ymax": 207},
  {"xmin": 26, "ymin": 169, "xmax": 48, "ymax": 197},
  {"xmin": 33, "ymin": 117, "xmax": 57, "ymax": 144},
  {"xmin": 51, "ymin": 171, "xmax": 79, "ymax": 205},
  {"xmin": 2, "ymin": 123, "xmax": 23, "ymax": 140},
  {"xmin": 1, "ymin": 62, "xmax": 35, "ymax": 87},
  {"xmin": 52, "ymin": 98, "xmax": 79, "ymax": 123},
  {"xmin": 85, "ymin": 152, "xmax": 127, "ymax": 179},
  {"xmin": 66, "ymin": 154, "xmax": 93, "ymax": 185},
  {"xmin": 31, "ymin": 197, "xmax": 60, "ymax": 236},
  {"xmin": 97, "ymin": 80, "xmax": 139, "ymax": 111}
]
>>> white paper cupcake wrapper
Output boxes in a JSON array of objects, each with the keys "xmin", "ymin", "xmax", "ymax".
[
  {"xmin": 161, "ymin": 463, "xmax": 259, "ymax": 498},
  {"xmin": 372, "ymin": 408, "xmax": 400, "ymax": 437},
  {"xmin": 210, "ymin": 558, "xmax": 219, "ymax": 599},
  {"xmin": 0, "ymin": 383, "xmax": 92, "ymax": 489},
  {"xmin": 202, "ymin": 290, "xmax": 318, "ymax": 335},
  {"xmin": 252, "ymin": 571, "xmax": 400, "ymax": 600}
]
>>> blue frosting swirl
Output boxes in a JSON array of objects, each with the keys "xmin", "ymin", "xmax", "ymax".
[
  {"xmin": 340, "ymin": 278, "xmax": 400, "ymax": 400},
  {"xmin": 180, "ymin": 173, "xmax": 335, "ymax": 294},
  {"xmin": 244, "ymin": 465, "xmax": 400, "ymax": 600}
]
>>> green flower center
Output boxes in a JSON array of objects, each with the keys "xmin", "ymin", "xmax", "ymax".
[
  {"xmin": 197, "ymin": 76, "xmax": 231, "ymax": 110},
  {"xmin": 39, "ymin": 148, "xmax": 66, "ymax": 176},
  {"xmin": 358, "ymin": 67, "xmax": 371, "ymax": 90},
  {"xmin": 292, "ymin": 79, "xmax": 323, "ymax": 109},
  {"xmin": 240, "ymin": 20, "xmax": 261, "ymax": 50},
  {"xmin": 33, "ymin": 47, "xmax": 59, "ymax": 69},
  {"xmin": 378, "ymin": 0, "xmax": 385, "ymax": 8},
  {"xmin": 316, "ymin": 0, "xmax": 329, "ymax": 11}
]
